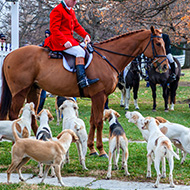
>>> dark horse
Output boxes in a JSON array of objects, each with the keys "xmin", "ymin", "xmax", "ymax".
[
  {"xmin": 0, "ymin": 27, "xmax": 168, "ymax": 157},
  {"xmin": 118, "ymin": 58, "xmax": 141, "ymax": 110},
  {"xmin": 147, "ymin": 57, "xmax": 181, "ymax": 111}
]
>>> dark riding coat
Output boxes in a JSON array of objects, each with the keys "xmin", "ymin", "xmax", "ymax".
[{"xmin": 162, "ymin": 33, "xmax": 172, "ymax": 54}]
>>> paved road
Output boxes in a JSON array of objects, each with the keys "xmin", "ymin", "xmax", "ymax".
[{"xmin": 0, "ymin": 173, "xmax": 189, "ymax": 189}]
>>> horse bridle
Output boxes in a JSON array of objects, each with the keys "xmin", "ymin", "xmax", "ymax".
[
  {"xmin": 141, "ymin": 33, "xmax": 167, "ymax": 70},
  {"xmin": 92, "ymin": 33, "xmax": 167, "ymax": 74}
]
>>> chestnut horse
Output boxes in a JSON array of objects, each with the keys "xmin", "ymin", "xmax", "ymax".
[{"xmin": 0, "ymin": 26, "xmax": 168, "ymax": 157}]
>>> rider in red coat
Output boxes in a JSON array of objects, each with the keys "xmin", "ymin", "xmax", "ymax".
[{"xmin": 44, "ymin": 0, "xmax": 99, "ymax": 88}]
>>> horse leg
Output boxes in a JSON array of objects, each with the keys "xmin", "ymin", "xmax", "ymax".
[
  {"xmin": 162, "ymin": 83, "xmax": 169, "ymax": 111},
  {"xmin": 169, "ymin": 81, "xmax": 178, "ymax": 111},
  {"xmin": 149, "ymin": 81, "xmax": 157, "ymax": 111},
  {"xmin": 88, "ymin": 91, "xmax": 107, "ymax": 157},
  {"xmin": 125, "ymin": 87, "xmax": 130, "ymax": 110},
  {"xmin": 120, "ymin": 88, "xmax": 125, "ymax": 107},
  {"xmin": 9, "ymin": 87, "xmax": 31, "ymax": 120},
  {"xmin": 133, "ymin": 80, "xmax": 139, "ymax": 110},
  {"xmin": 26, "ymin": 84, "xmax": 41, "ymax": 135}
]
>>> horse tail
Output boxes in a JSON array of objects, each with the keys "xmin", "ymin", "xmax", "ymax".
[
  {"xmin": 173, "ymin": 57, "xmax": 181, "ymax": 77},
  {"xmin": 0, "ymin": 66, "xmax": 12, "ymax": 119}
]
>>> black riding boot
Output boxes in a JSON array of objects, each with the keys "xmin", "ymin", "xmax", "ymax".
[
  {"xmin": 169, "ymin": 62, "xmax": 176, "ymax": 81},
  {"xmin": 76, "ymin": 58, "xmax": 99, "ymax": 88}
]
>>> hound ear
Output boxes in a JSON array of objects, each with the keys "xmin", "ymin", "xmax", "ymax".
[
  {"xmin": 73, "ymin": 104, "xmax": 78, "ymax": 110},
  {"xmin": 155, "ymin": 116, "xmax": 167, "ymax": 123},
  {"xmin": 114, "ymin": 111, "xmax": 120, "ymax": 118},
  {"xmin": 71, "ymin": 130, "xmax": 79, "ymax": 142},
  {"xmin": 144, "ymin": 118, "xmax": 149, "ymax": 125},
  {"xmin": 36, "ymin": 109, "xmax": 43, "ymax": 121},
  {"xmin": 155, "ymin": 119, "xmax": 160, "ymax": 126},
  {"xmin": 59, "ymin": 104, "xmax": 66, "ymax": 112},
  {"xmin": 57, "ymin": 131, "xmax": 64, "ymax": 139},
  {"xmin": 37, "ymin": 115, "xmax": 40, "ymax": 121},
  {"xmin": 30, "ymin": 102, "xmax": 35, "ymax": 109},
  {"xmin": 103, "ymin": 110, "xmax": 109, "ymax": 121},
  {"xmin": 18, "ymin": 108, "xmax": 23, "ymax": 117},
  {"xmin": 47, "ymin": 110, "xmax": 54, "ymax": 121}
]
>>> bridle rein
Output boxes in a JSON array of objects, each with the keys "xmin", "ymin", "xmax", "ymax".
[{"xmin": 91, "ymin": 33, "xmax": 167, "ymax": 74}]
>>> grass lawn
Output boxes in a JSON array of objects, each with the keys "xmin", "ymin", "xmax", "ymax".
[{"xmin": 0, "ymin": 69, "xmax": 190, "ymax": 189}]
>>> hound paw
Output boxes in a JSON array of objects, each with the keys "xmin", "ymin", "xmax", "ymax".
[
  {"xmin": 114, "ymin": 165, "xmax": 119, "ymax": 170},
  {"xmin": 153, "ymin": 184, "xmax": 158, "ymax": 188},
  {"xmin": 124, "ymin": 172, "xmax": 130, "ymax": 176},
  {"xmin": 106, "ymin": 174, "xmax": 111, "ymax": 179},
  {"xmin": 38, "ymin": 174, "xmax": 43, "ymax": 178}
]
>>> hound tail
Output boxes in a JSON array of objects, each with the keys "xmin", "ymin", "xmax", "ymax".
[
  {"xmin": 162, "ymin": 141, "xmax": 180, "ymax": 160},
  {"xmin": 12, "ymin": 118, "xmax": 22, "ymax": 142},
  {"xmin": 116, "ymin": 136, "xmax": 120, "ymax": 164}
]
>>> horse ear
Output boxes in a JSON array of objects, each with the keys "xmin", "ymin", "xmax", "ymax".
[{"xmin": 150, "ymin": 26, "xmax": 155, "ymax": 35}]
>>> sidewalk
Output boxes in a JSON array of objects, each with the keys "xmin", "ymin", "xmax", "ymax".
[{"xmin": 0, "ymin": 173, "xmax": 189, "ymax": 190}]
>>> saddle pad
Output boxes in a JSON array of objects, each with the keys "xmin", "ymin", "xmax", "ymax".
[{"xmin": 63, "ymin": 53, "xmax": 92, "ymax": 72}]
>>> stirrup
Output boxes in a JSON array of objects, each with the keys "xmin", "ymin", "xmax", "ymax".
[{"xmin": 78, "ymin": 77, "xmax": 99, "ymax": 88}]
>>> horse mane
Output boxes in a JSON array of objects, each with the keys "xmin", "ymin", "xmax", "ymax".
[{"xmin": 95, "ymin": 29, "xmax": 146, "ymax": 45}]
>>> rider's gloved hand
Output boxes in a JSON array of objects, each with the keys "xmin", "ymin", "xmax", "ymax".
[
  {"xmin": 64, "ymin": 41, "xmax": 72, "ymax": 48},
  {"xmin": 84, "ymin": 35, "xmax": 91, "ymax": 43}
]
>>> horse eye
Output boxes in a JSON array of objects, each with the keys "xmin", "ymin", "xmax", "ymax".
[{"xmin": 156, "ymin": 43, "xmax": 161, "ymax": 47}]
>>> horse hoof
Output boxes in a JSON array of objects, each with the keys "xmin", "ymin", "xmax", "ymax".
[
  {"xmin": 120, "ymin": 105, "xmax": 124, "ymax": 107},
  {"xmin": 135, "ymin": 107, "xmax": 139, "ymax": 110},
  {"xmin": 99, "ymin": 154, "xmax": 108, "ymax": 158},
  {"xmin": 125, "ymin": 108, "xmax": 129, "ymax": 110},
  {"xmin": 89, "ymin": 152, "xmax": 99, "ymax": 156},
  {"xmin": 152, "ymin": 109, "xmax": 156, "ymax": 112},
  {"xmin": 165, "ymin": 109, "xmax": 169, "ymax": 112}
]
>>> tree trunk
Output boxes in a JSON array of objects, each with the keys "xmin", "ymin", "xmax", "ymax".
[{"xmin": 182, "ymin": 44, "xmax": 190, "ymax": 69}]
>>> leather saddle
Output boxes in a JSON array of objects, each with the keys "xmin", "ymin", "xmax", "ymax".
[{"xmin": 48, "ymin": 44, "xmax": 93, "ymax": 72}]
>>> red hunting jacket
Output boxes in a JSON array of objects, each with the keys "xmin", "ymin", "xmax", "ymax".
[{"xmin": 44, "ymin": 2, "xmax": 89, "ymax": 51}]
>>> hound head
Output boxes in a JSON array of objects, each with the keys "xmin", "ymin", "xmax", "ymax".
[
  {"xmin": 59, "ymin": 99, "xmax": 79, "ymax": 117},
  {"xmin": 18, "ymin": 102, "xmax": 36, "ymax": 117},
  {"xmin": 142, "ymin": 117, "xmax": 160, "ymax": 131},
  {"xmin": 37, "ymin": 109, "xmax": 54, "ymax": 122},
  {"xmin": 103, "ymin": 109, "xmax": 120, "ymax": 121},
  {"xmin": 125, "ymin": 111, "xmax": 144, "ymax": 125},
  {"xmin": 57, "ymin": 129, "xmax": 79, "ymax": 143}
]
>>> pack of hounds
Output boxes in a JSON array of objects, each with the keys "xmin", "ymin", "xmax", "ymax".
[{"xmin": 0, "ymin": 99, "xmax": 189, "ymax": 188}]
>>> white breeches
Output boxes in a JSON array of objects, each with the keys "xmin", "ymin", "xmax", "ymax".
[
  {"xmin": 167, "ymin": 53, "xmax": 174, "ymax": 64},
  {"xmin": 63, "ymin": 45, "xmax": 85, "ymax": 57}
]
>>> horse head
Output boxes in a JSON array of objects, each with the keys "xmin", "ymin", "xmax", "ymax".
[{"xmin": 143, "ymin": 26, "xmax": 169, "ymax": 73}]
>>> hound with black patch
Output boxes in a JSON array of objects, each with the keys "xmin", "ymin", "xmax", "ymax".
[
  {"xmin": 142, "ymin": 117, "xmax": 179, "ymax": 188},
  {"xmin": 36, "ymin": 109, "xmax": 55, "ymax": 178},
  {"xmin": 103, "ymin": 109, "xmax": 130, "ymax": 179}
]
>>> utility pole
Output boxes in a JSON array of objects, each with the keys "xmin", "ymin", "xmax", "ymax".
[{"xmin": 6, "ymin": 0, "xmax": 19, "ymax": 50}]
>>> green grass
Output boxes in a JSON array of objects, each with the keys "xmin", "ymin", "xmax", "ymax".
[{"xmin": 1, "ymin": 69, "xmax": 190, "ymax": 189}]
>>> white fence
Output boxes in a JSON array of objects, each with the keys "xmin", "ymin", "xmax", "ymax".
[
  {"xmin": 173, "ymin": 55, "xmax": 185, "ymax": 67},
  {"xmin": 0, "ymin": 43, "xmax": 11, "ymax": 97}
]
